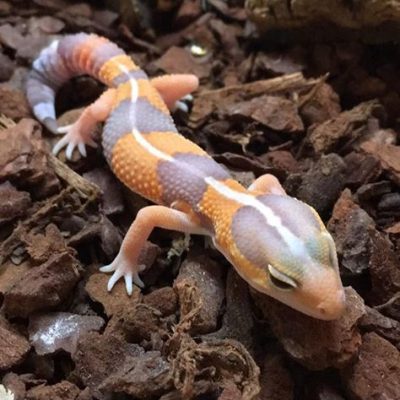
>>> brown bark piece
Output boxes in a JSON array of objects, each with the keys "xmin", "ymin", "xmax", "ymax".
[
  {"xmin": 260, "ymin": 150, "xmax": 299, "ymax": 174},
  {"xmin": 227, "ymin": 95, "xmax": 304, "ymax": 133},
  {"xmin": 174, "ymin": 254, "xmax": 225, "ymax": 335},
  {"xmin": 386, "ymin": 221, "xmax": 400, "ymax": 234},
  {"xmin": 300, "ymin": 82, "xmax": 341, "ymax": 125},
  {"xmin": 0, "ymin": 261, "xmax": 32, "ymax": 296},
  {"xmin": 85, "ymin": 241, "xmax": 158, "ymax": 316},
  {"xmin": 173, "ymin": 338, "xmax": 260, "ymax": 400},
  {"xmin": 3, "ymin": 252, "xmax": 81, "ymax": 318},
  {"xmin": 100, "ymin": 350, "xmax": 172, "ymax": 398},
  {"xmin": 23, "ymin": 223, "xmax": 69, "ymax": 264},
  {"xmin": 246, "ymin": 0, "xmax": 400, "ymax": 42},
  {"xmin": 0, "ymin": 53, "xmax": 15, "ymax": 82},
  {"xmin": 174, "ymin": 0, "xmax": 202, "ymax": 27},
  {"xmin": 252, "ymin": 49, "xmax": 305, "ymax": 77},
  {"xmin": 0, "ymin": 85, "xmax": 31, "ymax": 120},
  {"xmin": 0, "ymin": 181, "xmax": 31, "ymax": 225},
  {"xmin": 307, "ymin": 100, "xmax": 384, "ymax": 154},
  {"xmin": 205, "ymin": 269, "xmax": 255, "ymax": 353},
  {"xmin": 368, "ymin": 229, "xmax": 400, "ymax": 309},
  {"xmin": 65, "ymin": 215, "xmax": 122, "ymax": 259},
  {"xmin": 327, "ymin": 189, "xmax": 375, "ymax": 275},
  {"xmin": 25, "ymin": 381, "xmax": 81, "ymax": 400},
  {"xmin": 85, "ymin": 272, "xmax": 142, "ymax": 317},
  {"xmin": 2, "ymin": 373, "xmax": 26, "ymax": 400},
  {"xmin": 344, "ymin": 152, "xmax": 382, "ymax": 187},
  {"xmin": 360, "ymin": 141, "xmax": 400, "ymax": 185},
  {"xmin": 342, "ymin": 332, "xmax": 400, "ymax": 400},
  {"xmin": 72, "ymin": 332, "xmax": 145, "ymax": 399},
  {"xmin": 190, "ymin": 73, "xmax": 321, "ymax": 127},
  {"xmin": 253, "ymin": 287, "xmax": 365, "ymax": 370},
  {"xmin": 83, "ymin": 168, "xmax": 125, "ymax": 216},
  {"xmin": 286, "ymin": 154, "xmax": 346, "ymax": 216},
  {"xmin": 35, "ymin": 16, "xmax": 65, "ymax": 33},
  {"xmin": 359, "ymin": 307, "xmax": 400, "ymax": 348},
  {"xmin": 154, "ymin": 46, "xmax": 211, "ymax": 79},
  {"xmin": 0, "ymin": 317, "xmax": 31, "ymax": 370},
  {"xmin": 218, "ymin": 383, "xmax": 243, "ymax": 400},
  {"xmin": 105, "ymin": 303, "xmax": 168, "ymax": 343},
  {"xmin": 143, "ymin": 287, "xmax": 178, "ymax": 317},
  {"xmin": 0, "ymin": 119, "xmax": 60, "ymax": 198},
  {"xmin": 259, "ymin": 354, "xmax": 294, "ymax": 400},
  {"xmin": 0, "ymin": 24, "xmax": 23, "ymax": 50}
]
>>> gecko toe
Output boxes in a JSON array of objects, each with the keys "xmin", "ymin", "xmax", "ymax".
[
  {"xmin": 56, "ymin": 124, "xmax": 73, "ymax": 134},
  {"xmin": 52, "ymin": 136, "xmax": 68, "ymax": 156},
  {"xmin": 107, "ymin": 269, "xmax": 123, "ymax": 292},
  {"xmin": 65, "ymin": 142, "xmax": 75, "ymax": 160},
  {"xmin": 78, "ymin": 142, "xmax": 87, "ymax": 157},
  {"xmin": 132, "ymin": 271, "xmax": 145, "ymax": 288},
  {"xmin": 99, "ymin": 263, "xmax": 116, "ymax": 273},
  {"xmin": 124, "ymin": 273, "xmax": 133, "ymax": 295},
  {"xmin": 175, "ymin": 101, "xmax": 189, "ymax": 113},
  {"xmin": 182, "ymin": 94, "xmax": 193, "ymax": 101}
]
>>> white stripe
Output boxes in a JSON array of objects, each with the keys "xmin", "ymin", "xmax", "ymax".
[
  {"xmin": 116, "ymin": 63, "xmax": 138, "ymax": 101},
  {"xmin": 205, "ymin": 177, "xmax": 307, "ymax": 257},
  {"xmin": 132, "ymin": 128, "xmax": 173, "ymax": 161},
  {"xmin": 115, "ymin": 62, "xmax": 174, "ymax": 162}
]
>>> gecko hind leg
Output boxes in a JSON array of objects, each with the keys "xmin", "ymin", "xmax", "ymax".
[
  {"xmin": 53, "ymin": 88, "xmax": 116, "ymax": 159},
  {"xmin": 150, "ymin": 74, "xmax": 199, "ymax": 112},
  {"xmin": 100, "ymin": 205, "xmax": 211, "ymax": 295},
  {"xmin": 248, "ymin": 174, "xmax": 286, "ymax": 195}
]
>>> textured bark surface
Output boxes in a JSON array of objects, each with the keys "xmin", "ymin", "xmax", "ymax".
[{"xmin": 246, "ymin": 0, "xmax": 400, "ymax": 42}]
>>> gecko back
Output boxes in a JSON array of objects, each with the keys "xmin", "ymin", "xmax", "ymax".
[{"xmin": 27, "ymin": 33, "xmax": 230, "ymax": 208}]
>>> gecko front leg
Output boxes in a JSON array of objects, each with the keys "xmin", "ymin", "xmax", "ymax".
[
  {"xmin": 150, "ymin": 74, "xmax": 199, "ymax": 112},
  {"xmin": 53, "ymin": 88, "xmax": 117, "ymax": 159},
  {"xmin": 100, "ymin": 205, "xmax": 211, "ymax": 295}
]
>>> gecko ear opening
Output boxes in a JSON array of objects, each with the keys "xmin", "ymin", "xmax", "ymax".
[{"xmin": 268, "ymin": 264, "xmax": 297, "ymax": 290}]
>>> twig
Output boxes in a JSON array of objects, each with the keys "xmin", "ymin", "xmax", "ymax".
[
  {"xmin": 374, "ymin": 292, "xmax": 400, "ymax": 311},
  {"xmin": 47, "ymin": 153, "xmax": 101, "ymax": 200}
]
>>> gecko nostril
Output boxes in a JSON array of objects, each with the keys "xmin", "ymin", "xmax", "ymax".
[
  {"xmin": 317, "ymin": 289, "xmax": 346, "ymax": 320},
  {"xmin": 317, "ymin": 305, "xmax": 327, "ymax": 316}
]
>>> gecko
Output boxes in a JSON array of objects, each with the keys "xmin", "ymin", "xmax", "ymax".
[{"xmin": 26, "ymin": 33, "xmax": 345, "ymax": 320}]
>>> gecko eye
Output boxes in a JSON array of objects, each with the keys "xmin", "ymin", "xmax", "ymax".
[
  {"xmin": 324, "ymin": 232, "xmax": 339, "ymax": 269},
  {"xmin": 267, "ymin": 264, "xmax": 298, "ymax": 290}
]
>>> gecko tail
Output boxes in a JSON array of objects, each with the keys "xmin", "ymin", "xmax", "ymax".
[{"xmin": 26, "ymin": 33, "xmax": 128, "ymax": 133}]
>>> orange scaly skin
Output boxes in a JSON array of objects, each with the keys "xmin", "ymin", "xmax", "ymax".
[{"xmin": 27, "ymin": 33, "xmax": 346, "ymax": 320}]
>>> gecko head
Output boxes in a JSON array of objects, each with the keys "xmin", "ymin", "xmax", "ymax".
[{"xmin": 220, "ymin": 194, "xmax": 345, "ymax": 320}]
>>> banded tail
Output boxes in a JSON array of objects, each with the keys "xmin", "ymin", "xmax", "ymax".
[{"xmin": 26, "ymin": 33, "xmax": 142, "ymax": 133}]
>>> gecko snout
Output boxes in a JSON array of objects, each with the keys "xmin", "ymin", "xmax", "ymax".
[{"xmin": 316, "ymin": 288, "xmax": 346, "ymax": 320}]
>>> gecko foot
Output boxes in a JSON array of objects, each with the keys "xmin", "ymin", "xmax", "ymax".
[
  {"xmin": 99, "ymin": 253, "xmax": 145, "ymax": 295},
  {"xmin": 53, "ymin": 122, "xmax": 97, "ymax": 160}
]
